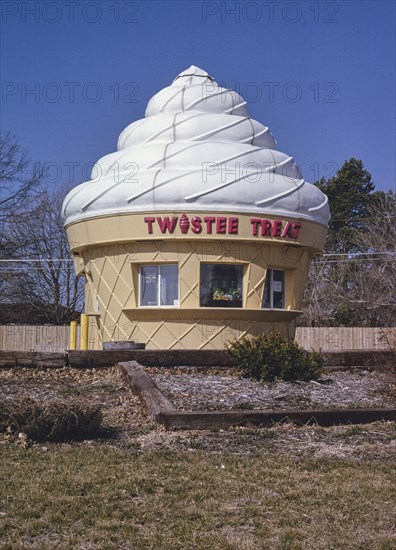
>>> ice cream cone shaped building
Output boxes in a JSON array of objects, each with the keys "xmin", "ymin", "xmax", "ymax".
[{"xmin": 62, "ymin": 66, "xmax": 329, "ymax": 350}]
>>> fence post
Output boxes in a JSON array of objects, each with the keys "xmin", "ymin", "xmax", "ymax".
[
  {"xmin": 69, "ymin": 321, "xmax": 77, "ymax": 350},
  {"xmin": 80, "ymin": 314, "xmax": 89, "ymax": 350}
]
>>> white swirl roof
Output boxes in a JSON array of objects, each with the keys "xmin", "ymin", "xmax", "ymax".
[{"xmin": 62, "ymin": 66, "xmax": 330, "ymax": 226}]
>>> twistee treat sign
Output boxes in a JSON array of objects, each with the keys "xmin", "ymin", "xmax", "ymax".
[{"xmin": 144, "ymin": 214, "xmax": 302, "ymax": 239}]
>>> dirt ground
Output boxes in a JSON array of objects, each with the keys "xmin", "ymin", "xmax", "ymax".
[
  {"xmin": 150, "ymin": 368, "xmax": 396, "ymax": 410},
  {"xmin": 0, "ymin": 365, "xmax": 395, "ymax": 462}
]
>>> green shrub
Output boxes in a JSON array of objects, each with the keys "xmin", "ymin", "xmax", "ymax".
[{"xmin": 226, "ymin": 332, "xmax": 323, "ymax": 382}]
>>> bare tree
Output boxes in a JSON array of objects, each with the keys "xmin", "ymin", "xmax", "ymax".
[
  {"xmin": 299, "ymin": 257, "xmax": 333, "ymax": 326},
  {"xmin": 0, "ymin": 134, "xmax": 83, "ymax": 323},
  {"xmin": 301, "ymin": 191, "xmax": 395, "ymax": 327},
  {"xmin": 1, "ymin": 132, "xmax": 45, "ymax": 299},
  {"xmin": 2, "ymin": 187, "xmax": 84, "ymax": 324},
  {"xmin": 349, "ymin": 191, "xmax": 396, "ymax": 325},
  {"xmin": 0, "ymin": 132, "xmax": 44, "ymax": 224}
]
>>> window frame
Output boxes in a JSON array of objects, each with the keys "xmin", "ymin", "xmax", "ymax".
[
  {"xmin": 139, "ymin": 264, "xmax": 179, "ymax": 307},
  {"xmin": 262, "ymin": 268, "xmax": 286, "ymax": 309}
]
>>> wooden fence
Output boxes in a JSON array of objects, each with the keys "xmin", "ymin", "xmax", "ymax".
[
  {"xmin": 0, "ymin": 325, "xmax": 80, "ymax": 352},
  {"xmin": 0, "ymin": 325, "xmax": 395, "ymax": 352},
  {"xmin": 295, "ymin": 327, "xmax": 395, "ymax": 351}
]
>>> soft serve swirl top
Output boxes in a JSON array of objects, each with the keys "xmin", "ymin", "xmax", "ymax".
[{"xmin": 62, "ymin": 66, "xmax": 330, "ymax": 226}]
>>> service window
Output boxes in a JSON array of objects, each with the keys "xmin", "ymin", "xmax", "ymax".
[
  {"xmin": 263, "ymin": 269, "xmax": 285, "ymax": 309},
  {"xmin": 200, "ymin": 264, "xmax": 243, "ymax": 307},
  {"xmin": 140, "ymin": 265, "xmax": 179, "ymax": 306}
]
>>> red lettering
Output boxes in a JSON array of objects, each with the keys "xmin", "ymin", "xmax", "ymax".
[
  {"xmin": 216, "ymin": 217, "xmax": 227, "ymax": 234},
  {"xmin": 191, "ymin": 216, "xmax": 202, "ymax": 234},
  {"xmin": 281, "ymin": 221, "xmax": 294, "ymax": 238},
  {"xmin": 144, "ymin": 216, "xmax": 155, "ymax": 234},
  {"xmin": 147, "ymin": 214, "xmax": 301, "ymax": 239},
  {"xmin": 293, "ymin": 223, "xmax": 302, "ymax": 239},
  {"xmin": 261, "ymin": 219, "xmax": 272, "ymax": 236},
  {"xmin": 156, "ymin": 216, "xmax": 178, "ymax": 234},
  {"xmin": 272, "ymin": 220, "xmax": 282, "ymax": 237},
  {"xmin": 228, "ymin": 217, "xmax": 239, "ymax": 234},
  {"xmin": 250, "ymin": 218, "xmax": 261, "ymax": 236},
  {"xmin": 203, "ymin": 216, "xmax": 216, "ymax": 233}
]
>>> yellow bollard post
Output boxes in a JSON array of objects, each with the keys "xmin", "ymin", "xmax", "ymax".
[
  {"xmin": 69, "ymin": 321, "xmax": 77, "ymax": 350},
  {"xmin": 80, "ymin": 314, "xmax": 89, "ymax": 350}
]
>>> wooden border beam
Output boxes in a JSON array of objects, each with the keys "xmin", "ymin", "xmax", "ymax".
[
  {"xmin": 0, "ymin": 349, "xmax": 394, "ymax": 369},
  {"xmin": 118, "ymin": 361, "xmax": 176, "ymax": 422},
  {"xmin": 118, "ymin": 360, "xmax": 396, "ymax": 431},
  {"xmin": 160, "ymin": 408, "xmax": 396, "ymax": 430}
]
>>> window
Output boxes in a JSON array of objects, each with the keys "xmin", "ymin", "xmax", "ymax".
[
  {"xmin": 140, "ymin": 265, "xmax": 179, "ymax": 306},
  {"xmin": 263, "ymin": 269, "xmax": 285, "ymax": 309},
  {"xmin": 200, "ymin": 264, "xmax": 243, "ymax": 307}
]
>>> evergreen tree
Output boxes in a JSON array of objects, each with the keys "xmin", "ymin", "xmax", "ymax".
[{"xmin": 316, "ymin": 158, "xmax": 375, "ymax": 253}]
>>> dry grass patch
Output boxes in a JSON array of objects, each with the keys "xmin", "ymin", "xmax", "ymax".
[
  {"xmin": 0, "ymin": 366, "xmax": 151, "ymax": 442},
  {"xmin": 0, "ymin": 396, "xmax": 103, "ymax": 442},
  {"xmin": 0, "ymin": 445, "xmax": 395, "ymax": 549}
]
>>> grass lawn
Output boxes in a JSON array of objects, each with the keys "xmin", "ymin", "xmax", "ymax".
[
  {"xmin": 1, "ymin": 366, "xmax": 395, "ymax": 549},
  {"xmin": 1, "ymin": 443, "xmax": 395, "ymax": 549}
]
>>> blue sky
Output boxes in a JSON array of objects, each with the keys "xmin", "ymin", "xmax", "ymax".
[{"xmin": 1, "ymin": 0, "xmax": 395, "ymax": 192}]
